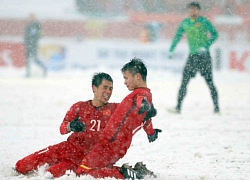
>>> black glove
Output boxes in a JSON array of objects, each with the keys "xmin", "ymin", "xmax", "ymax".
[
  {"xmin": 138, "ymin": 98, "xmax": 151, "ymax": 114},
  {"xmin": 148, "ymin": 129, "xmax": 162, "ymax": 143},
  {"xmin": 143, "ymin": 104, "xmax": 157, "ymax": 122},
  {"xmin": 69, "ymin": 117, "xmax": 85, "ymax": 132}
]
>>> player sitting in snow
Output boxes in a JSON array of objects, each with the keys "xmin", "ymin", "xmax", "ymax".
[{"xmin": 15, "ymin": 72, "xmax": 118, "ymax": 178}]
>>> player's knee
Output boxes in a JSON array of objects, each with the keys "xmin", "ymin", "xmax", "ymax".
[
  {"xmin": 15, "ymin": 153, "xmax": 39, "ymax": 174},
  {"xmin": 15, "ymin": 160, "xmax": 28, "ymax": 174},
  {"xmin": 47, "ymin": 167, "xmax": 61, "ymax": 178},
  {"xmin": 48, "ymin": 161, "xmax": 76, "ymax": 178}
]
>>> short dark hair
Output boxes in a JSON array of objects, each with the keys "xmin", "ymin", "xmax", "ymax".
[
  {"xmin": 187, "ymin": 2, "xmax": 201, "ymax": 10},
  {"xmin": 92, "ymin": 72, "xmax": 113, "ymax": 87},
  {"xmin": 121, "ymin": 57, "xmax": 147, "ymax": 81}
]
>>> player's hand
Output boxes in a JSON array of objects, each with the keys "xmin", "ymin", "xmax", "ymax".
[
  {"xmin": 68, "ymin": 117, "xmax": 85, "ymax": 132},
  {"xmin": 168, "ymin": 51, "xmax": 174, "ymax": 59},
  {"xmin": 148, "ymin": 129, "xmax": 162, "ymax": 143}
]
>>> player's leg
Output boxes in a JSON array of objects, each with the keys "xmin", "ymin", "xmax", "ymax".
[
  {"xmin": 15, "ymin": 141, "xmax": 80, "ymax": 175},
  {"xmin": 175, "ymin": 55, "xmax": 197, "ymax": 112},
  {"xmin": 84, "ymin": 166, "xmax": 124, "ymax": 179},
  {"xmin": 33, "ymin": 51, "xmax": 47, "ymax": 77},
  {"xmin": 15, "ymin": 147, "xmax": 56, "ymax": 174},
  {"xmin": 47, "ymin": 160, "xmax": 78, "ymax": 178},
  {"xmin": 76, "ymin": 139, "xmax": 124, "ymax": 176},
  {"xmin": 43, "ymin": 141, "xmax": 84, "ymax": 177},
  {"xmin": 79, "ymin": 163, "xmax": 156, "ymax": 179},
  {"xmin": 25, "ymin": 46, "xmax": 31, "ymax": 77},
  {"xmin": 200, "ymin": 52, "xmax": 220, "ymax": 113}
]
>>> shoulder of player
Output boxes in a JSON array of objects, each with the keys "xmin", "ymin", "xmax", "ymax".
[
  {"xmin": 129, "ymin": 88, "xmax": 152, "ymax": 99},
  {"xmin": 180, "ymin": 18, "xmax": 192, "ymax": 28},
  {"xmin": 105, "ymin": 102, "xmax": 119, "ymax": 108},
  {"xmin": 197, "ymin": 16, "xmax": 211, "ymax": 23},
  {"xmin": 134, "ymin": 87, "xmax": 151, "ymax": 93},
  {"xmin": 183, "ymin": 18, "xmax": 190, "ymax": 22},
  {"xmin": 71, "ymin": 100, "xmax": 90, "ymax": 108},
  {"xmin": 182, "ymin": 18, "xmax": 191, "ymax": 24}
]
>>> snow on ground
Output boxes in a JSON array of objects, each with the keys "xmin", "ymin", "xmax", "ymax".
[
  {"xmin": 1, "ymin": 0, "xmax": 250, "ymax": 179},
  {"xmin": 0, "ymin": 66, "xmax": 250, "ymax": 180}
]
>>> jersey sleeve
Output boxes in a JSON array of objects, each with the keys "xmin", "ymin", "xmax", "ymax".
[
  {"xmin": 134, "ymin": 91, "xmax": 155, "ymax": 136},
  {"xmin": 169, "ymin": 20, "xmax": 185, "ymax": 52},
  {"xmin": 143, "ymin": 119, "xmax": 154, "ymax": 136},
  {"xmin": 60, "ymin": 102, "xmax": 81, "ymax": 135},
  {"xmin": 204, "ymin": 18, "xmax": 218, "ymax": 49}
]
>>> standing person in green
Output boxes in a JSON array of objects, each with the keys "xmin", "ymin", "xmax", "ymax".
[
  {"xmin": 168, "ymin": 2, "xmax": 220, "ymax": 114},
  {"xmin": 24, "ymin": 13, "xmax": 47, "ymax": 77}
]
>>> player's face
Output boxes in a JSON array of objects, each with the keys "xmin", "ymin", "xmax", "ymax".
[
  {"xmin": 93, "ymin": 79, "xmax": 113, "ymax": 105},
  {"xmin": 122, "ymin": 70, "xmax": 139, "ymax": 91},
  {"xmin": 188, "ymin": 6, "xmax": 200, "ymax": 19}
]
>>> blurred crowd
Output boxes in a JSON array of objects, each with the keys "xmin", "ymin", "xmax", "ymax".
[{"xmin": 76, "ymin": 0, "xmax": 250, "ymax": 17}]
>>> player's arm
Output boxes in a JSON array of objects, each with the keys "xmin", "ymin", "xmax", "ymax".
[
  {"xmin": 143, "ymin": 118, "xmax": 162, "ymax": 143},
  {"xmin": 143, "ymin": 119, "xmax": 154, "ymax": 135},
  {"xmin": 60, "ymin": 114, "xmax": 76, "ymax": 134},
  {"xmin": 169, "ymin": 21, "xmax": 185, "ymax": 53},
  {"xmin": 60, "ymin": 102, "xmax": 85, "ymax": 134},
  {"xmin": 136, "ymin": 96, "xmax": 161, "ymax": 142},
  {"xmin": 204, "ymin": 18, "xmax": 218, "ymax": 49}
]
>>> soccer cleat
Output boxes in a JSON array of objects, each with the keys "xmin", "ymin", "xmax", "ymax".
[
  {"xmin": 214, "ymin": 107, "xmax": 220, "ymax": 114},
  {"xmin": 214, "ymin": 110, "xmax": 221, "ymax": 115},
  {"xmin": 120, "ymin": 164, "xmax": 137, "ymax": 180},
  {"xmin": 120, "ymin": 162, "xmax": 156, "ymax": 179},
  {"xmin": 167, "ymin": 107, "xmax": 181, "ymax": 114},
  {"xmin": 133, "ymin": 162, "xmax": 157, "ymax": 179}
]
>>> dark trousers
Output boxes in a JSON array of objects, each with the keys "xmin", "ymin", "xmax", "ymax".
[
  {"xmin": 177, "ymin": 52, "xmax": 219, "ymax": 111},
  {"xmin": 25, "ymin": 44, "xmax": 47, "ymax": 77}
]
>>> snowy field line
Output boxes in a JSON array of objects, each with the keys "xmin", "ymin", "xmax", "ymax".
[{"xmin": 0, "ymin": 68, "xmax": 250, "ymax": 180}]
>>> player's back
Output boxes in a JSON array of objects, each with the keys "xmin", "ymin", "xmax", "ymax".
[{"xmin": 101, "ymin": 87, "xmax": 152, "ymax": 144}]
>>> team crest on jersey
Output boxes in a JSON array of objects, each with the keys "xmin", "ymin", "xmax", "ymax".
[
  {"xmin": 103, "ymin": 110, "xmax": 111, "ymax": 116},
  {"xmin": 195, "ymin": 22, "xmax": 200, "ymax": 27}
]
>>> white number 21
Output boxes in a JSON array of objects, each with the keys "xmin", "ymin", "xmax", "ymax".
[{"xmin": 89, "ymin": 120, "xmax": 101, "ymax": 131}]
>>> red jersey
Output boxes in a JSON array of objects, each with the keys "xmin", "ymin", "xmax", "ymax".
[
  {"xmin": 80, "ymin": 87, "xmax": 155, "ymax": 168},
  {"xmin": 60, "ymin": 100, "xmax": 119, "ymax": 154},
  {"xmin": 15, "ymin": 101, "xmax": 119, "ymax": 178},
  {"xmin": 102, "ymin": 87, "xmax": 154, "ymax": 143}
]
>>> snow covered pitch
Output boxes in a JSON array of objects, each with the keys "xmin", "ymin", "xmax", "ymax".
[{"xmin": 1, "ymin": 68, "xmax": 250, "ymax": 180}]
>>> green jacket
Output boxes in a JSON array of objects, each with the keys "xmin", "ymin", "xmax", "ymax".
[{"xmin": 169, "ymin": 16, "xmax": 218, "ymax": 54}]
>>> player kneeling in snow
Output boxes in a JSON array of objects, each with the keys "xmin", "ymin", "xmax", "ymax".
[
  {"xmin": 75, "ymin": 58, "xmax": 162, "ymax": 179},
  {"xmin": 15, "ymin": 72, "xmax": 119, "ymax": 178}
]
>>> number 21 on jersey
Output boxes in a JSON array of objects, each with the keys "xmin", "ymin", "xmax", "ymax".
[{"xmin": 89, "ymin": 119, "xmax": 101, "ymax": 131}]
